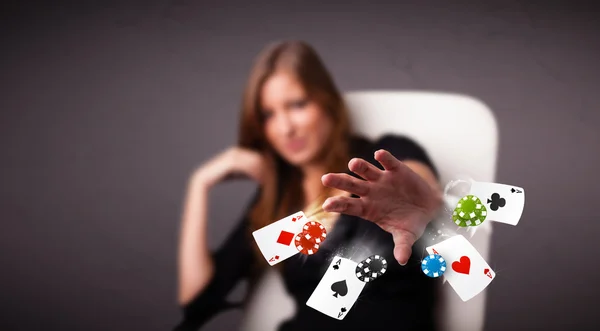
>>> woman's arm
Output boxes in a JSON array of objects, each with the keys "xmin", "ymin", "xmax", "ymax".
[
  {"xmin": 177, "ymin": 177, "xmax": 214, "ymax": 305},
  {"xmin": 177, "ymin": 147, "xmax": 265, "ymax": 305},
  {"xmin": 174, "ymin": 190, "xmax": 260, "ymax": 331}
]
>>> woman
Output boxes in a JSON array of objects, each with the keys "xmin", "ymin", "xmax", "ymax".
[{"xmin": 175, "ymin": 40, "xmax": 442, "ymax": 331}]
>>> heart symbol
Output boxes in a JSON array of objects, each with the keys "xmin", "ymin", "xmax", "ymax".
[
  {"xmin": 452, "ymin": 256, "xmax": 471, "ymax": 274},
  {"xmin": 484, "ymin": 268, "xmax": 492, "ymax": 279}
]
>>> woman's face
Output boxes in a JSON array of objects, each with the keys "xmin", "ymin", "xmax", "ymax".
[{"xmin": 260, "ymin": 71, "xmax": 333, "ymax": 167}]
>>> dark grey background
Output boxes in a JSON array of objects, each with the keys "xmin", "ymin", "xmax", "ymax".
[{"xmin": 1, "ymin": 0, "xmax": 599, "ymax": 330}]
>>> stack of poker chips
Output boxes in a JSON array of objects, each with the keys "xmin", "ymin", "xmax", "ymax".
[
  {"xmin": 355, "ymin": 254, "xmax": 388, "ymax": 283},
  {"xmin": 452, "ymin": 195, "xmax": 488, "ymax": 227},
  {"xmin": 294, "ymin": 221, "xmax": 327, "ymax": 255}
]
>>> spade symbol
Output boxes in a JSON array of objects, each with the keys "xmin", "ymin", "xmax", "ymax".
[
  {"xmin": 487, "ymin": 193, "xmax": 506, "ymax": 211},
  {"xmin": 333, "ymin": 259, "xmax": 341, "ymax": 270},
  {"xmin": 338, "ymin": 307, "xmax": 347, "ymax": 318},
  {"xmin": 331, "ymin": 280, "xmax": 348, "ymax": 298}
]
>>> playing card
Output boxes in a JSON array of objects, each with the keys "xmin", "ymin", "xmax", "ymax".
[
  {"xmin": 468, "ymin": 181, "xmax": 525, "ymax": 226},
  {"xmin": 252, "ymin": 211, "xmax": 307, "ymax": 266},
  {"xmin": 306, "ymin": 256, "xmax": 366, "ymax": 320},
  {"xmin": 426, "ymin": 235, "xmax": 495, "ymax": 302}
]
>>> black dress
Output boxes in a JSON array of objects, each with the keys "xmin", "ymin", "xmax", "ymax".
[{"xmin": 174, "ymin": 134, "xmax": 440, "ymax": 331}]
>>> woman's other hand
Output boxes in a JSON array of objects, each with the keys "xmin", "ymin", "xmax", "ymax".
[
  {"xmin": 177, "ymin": 147, "xmax": 264, "ymax": 305},
  {"xmin": 321, "ymin": 149, "xmax": 442, "ymax": 266},
  {"xmin": 192, "ymin": 147, "xmax": 265, "ymax": 189}
]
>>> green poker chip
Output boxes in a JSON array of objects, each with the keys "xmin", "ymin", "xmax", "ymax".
[{"xmin": 452, "ymin": 195, "xmax": 487, "ymax": 227}]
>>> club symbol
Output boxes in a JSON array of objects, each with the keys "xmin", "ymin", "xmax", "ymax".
[
  {"xmin": 487, "ymin": 193, "xmax": 506, "ymax": 211},
  {"xmin": 510, "ymin": 188, "xmax": 522, "ymax": 193}
]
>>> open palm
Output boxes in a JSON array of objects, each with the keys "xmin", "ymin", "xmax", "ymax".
[{"xmin": 321, "ymin": 149, "xmax": 442, "ymax": 265}]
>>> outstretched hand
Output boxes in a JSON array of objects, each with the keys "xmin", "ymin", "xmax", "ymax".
[{"xmin": 321, "ymin": 149, "xmax": 442, "ymax": 265}]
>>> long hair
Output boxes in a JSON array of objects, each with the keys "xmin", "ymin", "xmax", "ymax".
[{"xmin": 237, "ymin": 40, "xmax": 352, "ymax": 267}]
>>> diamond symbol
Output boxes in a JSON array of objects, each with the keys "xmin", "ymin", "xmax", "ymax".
[{"xmin": 276, "ymin": 230, "xmax": 294, "ymax": 246}]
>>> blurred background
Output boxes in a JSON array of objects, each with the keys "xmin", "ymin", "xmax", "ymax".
[{"xmin": 1, "ymin": 0, "xmax": 599, "ymax": 330}]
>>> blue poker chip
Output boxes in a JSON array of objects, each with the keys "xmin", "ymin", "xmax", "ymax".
[{"xmin": 421, "ymin": 254, "xmax": 447, "ymax": 278}]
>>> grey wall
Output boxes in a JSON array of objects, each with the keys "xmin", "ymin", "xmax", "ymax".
[{"xmin": 1, "ymin": 0, "xmax": 599, "ymax": 330}]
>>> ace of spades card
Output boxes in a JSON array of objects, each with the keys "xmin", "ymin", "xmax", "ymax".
[
  {"xmin": 306, "ymin": 256, "xmax": 366, "ymax": 320},
  {"xmin": 426, "ymin": 235, "xmax": 495, "ymax": 302},
  {"xmin": 468, "ymin": 181, "xmax": 525, "ymax": 226}
]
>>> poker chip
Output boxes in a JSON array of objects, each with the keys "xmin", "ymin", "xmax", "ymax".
[
  {"xmin": 452, "ymin": 195, "xmax": 487, "ymax": 227},
  {"xmin": 421, "ymin": 254, "xmax": 447, "ymax": 278},
  {"xmin": 295, "ymin": 232, "xmax": 320, "ymax": 255},
  {"xmin": 302, "ymin": 221, "xmax": 327, "ymax": 244},
  {"xmin": 355, "ymin": 254, "xmax": 387, "ymax": 282}
]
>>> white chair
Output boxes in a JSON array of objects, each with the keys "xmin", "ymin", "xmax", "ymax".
[{"xmin": 239, "ymin": 91, "xmax": 499, "ymax": 331}]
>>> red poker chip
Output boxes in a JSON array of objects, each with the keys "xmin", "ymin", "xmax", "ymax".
[
  {"xmin": 302, "ymin": 221, "xmax": 327, "ymax": 244},
  {"xmin": 295, "ymin": 232, "xmax": 321, "ymax": 255}
]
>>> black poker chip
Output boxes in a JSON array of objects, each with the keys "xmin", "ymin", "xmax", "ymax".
[{"xmin": 355, "ymin": 254, "xmax": 387, "ymax": 283}]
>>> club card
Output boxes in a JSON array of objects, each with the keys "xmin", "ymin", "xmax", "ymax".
[
  {"xmin": 252, "ymin": 211, "xmax": 307, "ymax": 266},
  {"xmin": 306, "ymin": 256, "xmax": 366, "ymax": 320},
  {"xmin": 468, "ymin": 181, "xmax": 525, "ymax": 226},
  {"xmin": 426, "ymin": 235, "xmax": 495, "ymax": 302}
]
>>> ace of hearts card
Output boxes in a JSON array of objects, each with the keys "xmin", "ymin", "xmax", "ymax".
[{"xmin": 426, "ymin": 235, "xmax": 495, "ymax": 302}]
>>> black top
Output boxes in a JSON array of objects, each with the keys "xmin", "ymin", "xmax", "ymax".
[{"xmin": 174, "ymin": 134, "xmax": 440, "ymax": 331}]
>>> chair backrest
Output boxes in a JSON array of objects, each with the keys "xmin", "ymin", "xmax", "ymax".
[
  {"xmin": 345, "ymin": 90, "xmax": 498, "ymax": 184},
  {"xmin": 240, "ymin": 91, "xmax": 499, "ymax": 331},
  {"xmin": 344, "ymin": 91, "xmax": 498, "ymax": 331}
]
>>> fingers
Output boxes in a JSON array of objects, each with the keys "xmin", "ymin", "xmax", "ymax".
[
  {"xmin": 348, "ymin": 158, "xmax": 381, "ymax": 181},
  {"xmin": 322, "ymin": 196, "xmax": 364, "ymax": 217},
  {"xmin": 391, "ymin": 229, "xmax": 417, "ymax": 265},
  {"xmin": 374, "ymin": 149, "xmax": 402, "ymax": 172},
  {"xmin": 321, "ymin": 173, "xmax": 370, "ymax": 196}
]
